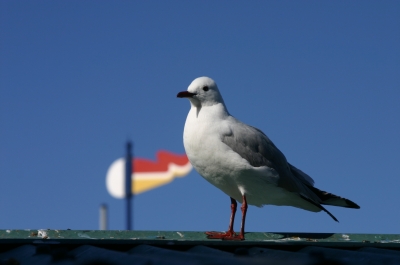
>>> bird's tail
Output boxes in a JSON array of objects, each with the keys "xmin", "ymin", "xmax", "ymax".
[{"xmin": 308, "ymin": 186, "xmax": 360, "ymax": 209}]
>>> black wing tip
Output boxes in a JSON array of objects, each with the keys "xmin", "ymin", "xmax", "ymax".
[
  {"xmin": 300, "ymin": 195, "xmax": 339, "ymax": 222},
  {"xmin": 343, "ymin": 199, "xmax": 361, "ymax": 209},
  {"xmin": 322, "ymin": 206, "xmax": 339, "ymax": 222},
  {"xmin": 308, "ymin": 185, "xmax": 360, "ymax": 209},
  {"xmin": 331, "ymin": 213, "xmax": 339, "ymax": 223}
]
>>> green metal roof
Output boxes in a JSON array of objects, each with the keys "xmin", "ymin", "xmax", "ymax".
[
  {"xmin": 1, "ymin": 230, "xmax": 400, "ymax": 265},
  {"xmin": 1, "ymin": 230, "xmax": 399, "ymax": 249}
]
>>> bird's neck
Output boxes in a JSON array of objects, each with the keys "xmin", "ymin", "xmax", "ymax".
[{"xmin": 190, "ymin": 102, "xmax": 229, "ymax": 120}]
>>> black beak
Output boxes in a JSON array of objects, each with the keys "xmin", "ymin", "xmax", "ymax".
[{"xmin": 177, "ymin": 91, "xmax": 197, "ymax": 98}]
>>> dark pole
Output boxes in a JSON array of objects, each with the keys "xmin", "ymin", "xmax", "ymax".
[
  {"xmin": 125, "ymin": 141, "xmax": 133, "ymax": 230},
  {"xmin": 99, "ymin": 204, "xmax": 108, "ymax": 230}
]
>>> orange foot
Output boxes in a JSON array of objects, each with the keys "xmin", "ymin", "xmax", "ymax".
[{"xmin": 205, "ymin": 231, "xmax": 244, "ymax": 241}]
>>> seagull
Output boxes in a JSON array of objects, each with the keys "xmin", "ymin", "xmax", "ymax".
[{"xmin": 177, "ymin": 77, "xmax": 360, "ymax": 240}]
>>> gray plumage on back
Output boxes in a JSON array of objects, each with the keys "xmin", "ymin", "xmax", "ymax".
[
  {"xmin": 222, "ymin": 122, "xmax": 286, "ymax": 170},
  {"xmin": 221, "ymin": 119, "xmax": 317, "ymax": 196}
]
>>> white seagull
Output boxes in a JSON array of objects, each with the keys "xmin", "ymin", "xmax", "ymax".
[{"xmin": 177, "ymin": 77, "xmax": 360, "ymax": 240}]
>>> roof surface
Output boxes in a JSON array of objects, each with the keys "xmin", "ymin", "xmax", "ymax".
[{"xmin": 1, "ymin": 230, "xmax": 399, "ymax": 265}]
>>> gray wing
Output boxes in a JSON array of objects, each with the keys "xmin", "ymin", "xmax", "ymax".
[
  {"xmin": 221, "ymin": 118, "xmax": 359, "ymax": 221},
  {"xmin": 221, "ymin": 118, "xmax": 316, "ymax": 196}
]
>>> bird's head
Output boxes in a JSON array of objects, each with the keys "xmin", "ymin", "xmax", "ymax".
[{"xmin": 177, "ymin": 77, "xmax": 225, "ymax": 108}]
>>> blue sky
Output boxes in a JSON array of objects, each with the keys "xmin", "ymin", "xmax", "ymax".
[{"xmin": 1, "ymin": 1, "xmax": 399, "ymax": 234}]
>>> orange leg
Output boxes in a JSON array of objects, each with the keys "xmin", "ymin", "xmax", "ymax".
[{"xmin": 205, "ymin": 195, "xmax": 247, "ymax": 240}]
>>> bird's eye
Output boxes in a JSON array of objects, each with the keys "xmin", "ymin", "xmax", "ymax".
[{"xmin": 203, "ymin": 86, "xmax": 209, "ymax": 91}]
